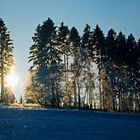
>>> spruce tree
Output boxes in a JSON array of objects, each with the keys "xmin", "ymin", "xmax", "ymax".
[
  {"xmin": 81, "ymin": 24, "xmax": 95, "ymax": 108},
  {"xmin": 93, "ymin": 25, "xmax": 105, "ymax": 110},
  {"xmin": 0, "ymin": 18, "xmax": 14, "ymax": 102},
  {"xmin": 105, "ymin": 29, "xmax": 117, "ymax": 111},
  {"xmin": 57, "ymin": 22, "xmax": 71, "ymax": 106},
  {"xmin": 69, "ymin": 27, "xmax": 81, "ymax": 108},
  {"xmin": 29, "ymin": 18, "xmax": 62, "ymax": 107}
]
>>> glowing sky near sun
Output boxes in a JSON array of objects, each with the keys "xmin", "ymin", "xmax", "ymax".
[{"xmin": 6, "ymin": 68, "xmax": 18, "ymax": 89}]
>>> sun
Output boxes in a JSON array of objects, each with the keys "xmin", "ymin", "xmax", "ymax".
[{"xmin": 6, "ymin": 70, "xmax": 18, "ymax": 88}]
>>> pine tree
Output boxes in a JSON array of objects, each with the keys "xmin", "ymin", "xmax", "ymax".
[
  {"xmin": 114, "ymin": 32, "xmax": 127, "ymax": 111},
  {"xmin": 29, "ymin": 18, "xmax": 62, "ymax": 107},
  {"xmin": 126, "ymin": 34, "xmax": 137, "ymax": 111},
  {"xmin": 57, "ymin": 22, "xmax": 71, "ymax": 106},
  {"xmin": 104, "ymin": 29, "xmax": 117, "ymax": 111},
  {"xmin": 81, "ymin": 24, "xmax": 94, "ymax": 58},
  {"xmin": 135, "ymin": 38, "xmax": 140, "ymax": 112},
  {"xmin": 57, "ymin": 22, "xmax": 70, "ymax": 72},
  {"xmin": 81, "ymin": 24, "xmax": 95, "ymax": 108},
  {"xmin": 93, "ymin": 25, "xmax": 105, "ymax": 110},
  {"xmin": 69, "ymin": 27, "xmax": 81, "ymax": 108},
  {"xmin": 0, "ymin": 18, "xmax": 14, "ymax": 102},
  {"xmin": 29, "ymin": 18, "xmax": 61, "ymax": 69}
]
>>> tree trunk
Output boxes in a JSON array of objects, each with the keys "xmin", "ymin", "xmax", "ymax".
[
  {"xmin": 51, "ymin": 83, "xmax": 55, "ymax": 108},
  {"xmin": 77, "ymin": 77, "xmax": 81, "ymax": 109},
  {"xmin": 99, "ymin": 76, "xmax": 102, "ymax": 110},
  {"xmin": 118, "ymin": 91, "xmax": 121, "ymax": 112},
  {"xmin": 73, "ymin": 80, "xmax": 77, "ymax": 108}
]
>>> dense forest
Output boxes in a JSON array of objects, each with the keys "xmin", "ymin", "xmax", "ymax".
[
  {"xmin": 25, "ymin": 17, "xmax": 140, "ymax": 112},
  {"xmin": 1, "ymin": 18, "xmax": 140, "ymax": 112}
]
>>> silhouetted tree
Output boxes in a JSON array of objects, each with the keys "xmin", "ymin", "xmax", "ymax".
[
  {"xmin": 81, "ymin": 24, "xmax": 96, "ymax": 108},
  {"xmin": 104, "ymin": 29, "xmax": 117, "ymax": 111},
  {"xmin": 69, "ymin": 27, "xmax": 82, "ymax": 108},
  {"xmin": 29, "ymin": 18, "xmax": 62, "ymax": 107},
  {"xmin": 0, "ymin": 18, "xmax": 14, "ymax": 102},
  {"xmin": 57, "ymin": 22, "xmax": 71, "ymax": 106},
  {"xmin": 92, "ymin": 25, "xmax": 105, "ymax": 110}
]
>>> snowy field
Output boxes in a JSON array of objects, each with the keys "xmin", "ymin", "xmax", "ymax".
[{"xmin": 0, "ymin": 108, "xmax": 140, "ymax": 140}]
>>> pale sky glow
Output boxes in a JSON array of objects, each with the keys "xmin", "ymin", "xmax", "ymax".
[
  {"xmin": 6, "ymin": 70, "xmax": 18, "ymax": 89},
  {"xmin": 0, "ymin": 0, "xmax": 140, "ymax": 100}
]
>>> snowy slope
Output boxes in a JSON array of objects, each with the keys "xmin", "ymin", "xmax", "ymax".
[{"xmin": 0, "ymin": 108, "xmax": 140, "ymax": 140}]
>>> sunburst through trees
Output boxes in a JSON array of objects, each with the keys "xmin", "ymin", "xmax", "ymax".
[{"xmin": 0, "ymin": 18, "xmax": 15, "ymax": 104}]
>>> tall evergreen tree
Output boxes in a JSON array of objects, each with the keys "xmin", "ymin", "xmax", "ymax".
[
  {"xmin": 104, "ymin": 29, "xmax": 117, "ymax": 111},
  {"xmin": 29, "ymin": 18, "xmax": 62, "ymax": 107},
  {"xmin": 92, "ymin": 25, "xmax": 105, "ymax": 110},
  {"xmin": 81, "ymin": 24, "xmax": 94, "ymax": 58},
  {"xmin": 0, "ymin": 18, "xmax": 14, "ymax": 102},
  {"xmin": 69, "ymin": 27, "xmax": 81, "ymax": 108},
  {"xmin": 135, "ymin": 38, "xmax": 140, "ymax": 112},
  {"xmin": 29, "ymin": 18, "xmax": 61, "ymax": 69},
  {"xmin": 126, "ymin": 34, "xmax": 138, "ymax": 111},
  {"xmin": 114, "ymin": 32, "xmax": 128, "ymax": 111},
  {"xmin": 57, "ymin": 22, "xmax": 71, "ymax": 106},
  {"xmin": 57, "ymin": 22, "xmax": 70, "ymax": 71},
  {"xmin": 81, "ymin": 24, "xmax": 95, "ymax": 108}
]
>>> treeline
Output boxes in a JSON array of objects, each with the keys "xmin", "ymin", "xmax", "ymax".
[
  {"xmin": 0, "ymin": 18, "xmax": 15, "ymax": 104},
  {"xmin": 24, "ymin": 17, "xmax": 140, "ymax": 112}
]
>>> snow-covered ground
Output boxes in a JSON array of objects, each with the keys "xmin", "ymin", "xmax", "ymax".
[{"xmin": 0, "ymin": 108, "xmax": 140, "ymax": 140}]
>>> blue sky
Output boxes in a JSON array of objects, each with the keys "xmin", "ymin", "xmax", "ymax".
[{"xmin": 0, "ymin": 0, "xmax": 140, "ymax": 100}]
